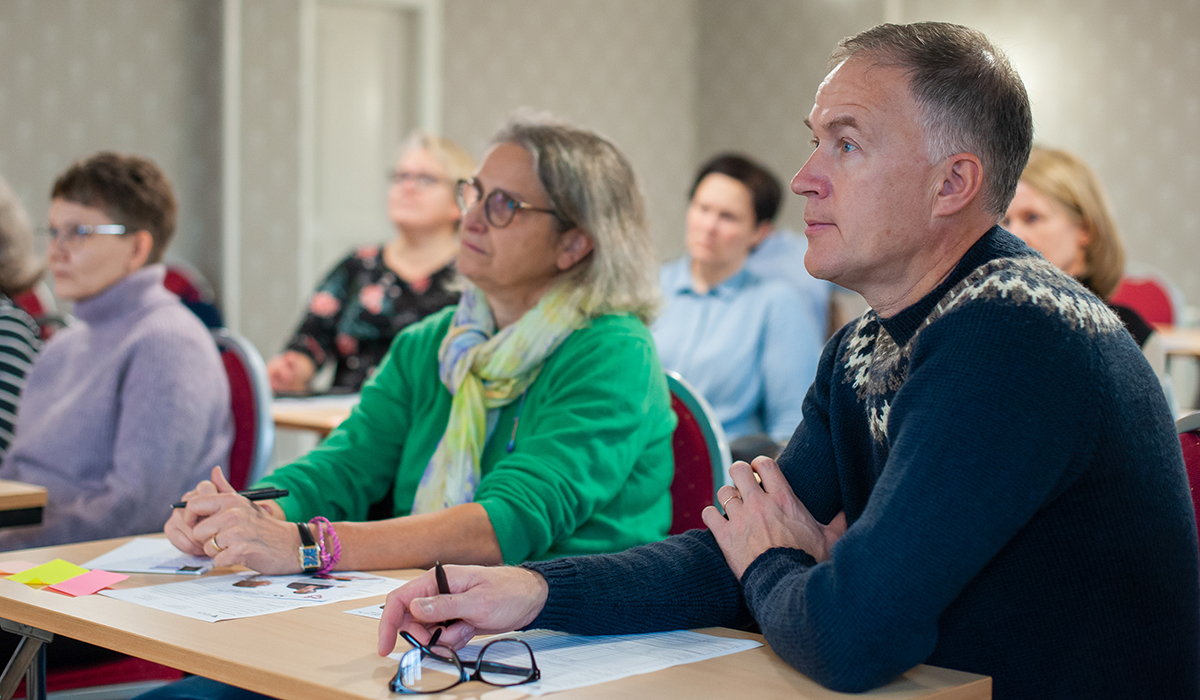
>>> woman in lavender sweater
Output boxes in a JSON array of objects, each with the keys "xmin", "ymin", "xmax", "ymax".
[{"xmin": 0, "ymin": 152, "xmax": 233, "ymax": 550}]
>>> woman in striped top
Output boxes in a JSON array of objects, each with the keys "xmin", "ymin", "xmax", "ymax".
[{"xmin": 0, "ymin": 175, "xmax": 43, "ymax": 456}]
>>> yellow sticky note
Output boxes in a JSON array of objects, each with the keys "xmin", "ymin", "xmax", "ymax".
[{"xmin": 7, "ymin": 559, "xmax": 88, "ymax": 586}]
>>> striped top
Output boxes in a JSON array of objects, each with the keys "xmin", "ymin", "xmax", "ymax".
[{"xmin": 0, "ymin": 295, "xmax": 40, "ymax": 455}]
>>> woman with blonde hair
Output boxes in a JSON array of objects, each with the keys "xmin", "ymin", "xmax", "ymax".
[
  {"xmin": 164, "ymin": 116, "xmax": 674, "ymax": 592},
  {"xmin": 268, "ymin": 131, "xmax": 475, "ymax": 393},
  {"xmin": 0, "ymin": 174, "xmax": 43, "ymax": 457}
]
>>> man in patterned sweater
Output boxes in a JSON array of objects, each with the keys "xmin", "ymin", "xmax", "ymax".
[{"xmin": 375, "ymin": 23, "xmax": 1200, "ymax": 699}]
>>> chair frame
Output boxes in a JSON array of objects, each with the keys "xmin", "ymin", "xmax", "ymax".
[
  {"xmin": 666, "ymin": 371, "xmax": 731, "ymax": 506},
  {"xmin": 1178, "ymin": 411, "xmax": 1200, "ymax": 435},
  {"xmin": 212, "ymin": 328, "xmax": 275, "ymax": 487}
]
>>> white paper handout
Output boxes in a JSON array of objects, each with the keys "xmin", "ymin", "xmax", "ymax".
[
  {"xmin": 388, "ymin": 628, "xmax": 761, "ymax": 695},
  {"xmin": 82, "ymin": 537, "xmax": 214, "ymax": 575},
  {"xmin": 345, "ymin": 603, "xmax": 387, "ymax": 620},
  {"xmin": 102, "ymin": 571, "xmax": 403, "ymax": 622},
  {"xmin": 272, "ymin": 393, "xmax": 361, "ymax": 411}
]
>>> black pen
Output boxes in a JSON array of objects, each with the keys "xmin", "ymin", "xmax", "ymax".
[
  {"xmin": 171, "ymin": 487, "xmax": 289, "ymax": 509},
  {"xmin": 434, "ymin": 561, "xmax": 461, "ymax": 627}
]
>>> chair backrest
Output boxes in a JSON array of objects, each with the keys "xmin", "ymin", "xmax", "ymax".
[
  {"xmin": 1177, "ymin": 412, "xmax": 1200, "ymax": 543},
  {"xmin": 666, "ymin": 371, "xmax": 731, "ymax": 535},
  {"xmin": 1111, "ymin": 264, "xmax": 1185, "ymax": 326},
  {"xmin": 165, "ymin": 262, "xmax": 224, "ymax": 328},
  {"xmin": 212, "ymin": 328, "xmax": 275, "ymax": 490}
]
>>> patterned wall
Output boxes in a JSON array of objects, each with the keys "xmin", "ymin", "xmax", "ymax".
[
  {"xmin": 0, "ymin": 0, "xmax": 223, "ymax": 296},
  {"xmin": 237, "ymin": 0, "xmax": 302, "ymax": 355},
  {"xmin": 443, "ymin": 0, "xmax": 698, "ymax": 262}
]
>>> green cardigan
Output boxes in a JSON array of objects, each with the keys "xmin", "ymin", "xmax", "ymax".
[{"xmin": 259, "ymin": 307, "xmax": 676, "ymax": 564}]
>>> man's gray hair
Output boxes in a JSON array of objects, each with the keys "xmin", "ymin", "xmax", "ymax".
[
  {"xmin": 492, "ymin": 116, "xmax": 658, "ymax": 323},
  {"xmin": 831, "ymin": 22, "xmax": 1033, "ymax": 218},
  {"xmin": 0, "ymin": 175, "xmax": 43, "ymax": 297}
]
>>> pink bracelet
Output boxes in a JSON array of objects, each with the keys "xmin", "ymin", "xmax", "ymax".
[{"xmin": 309, "ymin": 516, "xmax": 341, "ymax": 574}]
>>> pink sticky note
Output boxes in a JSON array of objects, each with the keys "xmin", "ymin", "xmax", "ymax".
[
  {"xmin": 46, "ymin": 570, "xmax": 129, "ymax": 597},
  {"xmin": 0, "ymin": 561, "xmax": 37, "ymax": 575}
]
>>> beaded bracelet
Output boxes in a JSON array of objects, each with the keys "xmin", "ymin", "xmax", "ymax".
[{"xmin": 309, "ymin": 516, "xmax": 342, "ymax": 575}]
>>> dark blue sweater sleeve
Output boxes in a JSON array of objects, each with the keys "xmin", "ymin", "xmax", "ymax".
[
  {"xmin": 522, "ymin": 528, "xmax": 753, "ymax": 634},
  {"xmin": 740, "ymin": 304, "xmax": 1101, "ymax": 692}
]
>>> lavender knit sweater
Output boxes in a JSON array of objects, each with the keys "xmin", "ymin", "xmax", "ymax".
[{"xmin": 0, "ymin": 265, "xmax": 233, "ymax": 549}]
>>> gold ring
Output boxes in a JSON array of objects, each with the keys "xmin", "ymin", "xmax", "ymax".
[
  {"xmin": 720, "ymin": 493, "xmax": 741, "ymax": 511},
  {"xmin": 210, "ymin": 535, "xmax": 225, "ymax": 553}
]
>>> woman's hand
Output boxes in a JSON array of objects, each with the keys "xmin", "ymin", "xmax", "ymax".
[
  {"xmin": 165, "ymin": 466, "xmax": 300, "ymax": 574},
  {"xmin": 267, "ymin": 351, "xmax": 316, "ymax": 393},
  {"xmin": 378, "ymin": 565, "xmax": 548, "ymax": 654}
]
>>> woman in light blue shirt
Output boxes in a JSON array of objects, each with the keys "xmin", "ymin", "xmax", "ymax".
[{"xmin": 653, "ymin": 154, "xmax": 822, "ymax": 457}]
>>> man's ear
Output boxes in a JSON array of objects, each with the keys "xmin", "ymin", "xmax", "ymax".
[
  {"xmin": 555, "ymin": 229, "xmax": 595, "ymax": 271},
  {"xmin": 127, "ymin": 230, "xmax": 155, "ymax": 271},
  {"xmin": 932, "ymin": 153, "xmax": 983, "ymax": 218}
]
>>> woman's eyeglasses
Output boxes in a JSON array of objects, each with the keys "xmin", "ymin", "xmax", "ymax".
[
  {"xmin": 390, "ymin": 629, "xmax": 540, "ymax": 694},
  {"xmin": 39, "ymin": 224, "xmax": 129, "ymax": 249},
  {"xmin": 388, "ymin": 170, "xmax": 446, "ymax": 189},
  {"xmin": 455, "ymin": 178, "xmax": 570, "ymax": 229}
]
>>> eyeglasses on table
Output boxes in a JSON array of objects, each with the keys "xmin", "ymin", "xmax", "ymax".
[{"xmin": 390, "ymin": 629, "xmax": 541, "ymax": 694}]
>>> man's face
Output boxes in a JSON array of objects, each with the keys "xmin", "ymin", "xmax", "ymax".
[{"xmin": 792, "ymin": 57, "xmax": 943, "ymax": 294}]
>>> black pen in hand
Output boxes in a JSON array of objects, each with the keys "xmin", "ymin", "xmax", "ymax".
[
  {"xmin": 171, "ymin": 487, "xmax": 289, "ymax": 509},
  {"xmin": 434, "ymin": 561, "xmax": 461, "ymax": 628}
]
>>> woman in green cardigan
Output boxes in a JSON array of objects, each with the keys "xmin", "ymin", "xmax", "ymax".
[{"xmin": 164, "ymin": 118, "xmax": 675, "ymax": 574}]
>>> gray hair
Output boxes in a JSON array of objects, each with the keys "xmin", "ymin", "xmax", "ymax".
[
  {"xmin": 492, "ymin": 116, "xmax": 658, "ymax": 323},
  {"xmin": 0, "ymin": 175, "xmax": 43, "ymax": 297},
  {"xmin": 831, "ymin": 22, "xmax": 1033, "ymax": 218}
]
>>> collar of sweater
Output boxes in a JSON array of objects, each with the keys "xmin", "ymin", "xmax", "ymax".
[{"xmin": 72, "ymin": 264, "xmax": 171, "ymax": 327}]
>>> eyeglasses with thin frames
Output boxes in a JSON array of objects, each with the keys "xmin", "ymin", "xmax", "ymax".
[
  {"xmin": 39, "ymin": 224, "xmax": 130, "ymax": 249},
  {"xmin": 455, "ymin": 177, "xmax": 571, "ymax": 229},
  {"xmin": 388, "ymin": 170, "xmax": 447, "ymax": 189},
  {"xmin": 390, "ymin": 629, "xmax": 541, "ymax": 694}
]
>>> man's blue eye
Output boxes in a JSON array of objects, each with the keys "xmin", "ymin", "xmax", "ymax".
[{"xmin": 841, "ymin": 141, "xmax": 856, "ymax": 153}]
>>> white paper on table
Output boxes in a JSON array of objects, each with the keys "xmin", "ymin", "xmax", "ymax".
[
  {"xmin": 345, "ymin": 603, "xmax": 387, "ymax": 620},
  {"xmin": 387, "ymin": 628, "xmax": 761, "ymax": 695},
  {"xmin": 102, "ymin": 571, "xmax": 403, "ymax": 622},
  {"xmin": 82, "ymin": 537, "xmax": 214, "ymax": 575},
  {"xmin": 272, "ymin": 393, "xmax": 361, "ymax": 411}
]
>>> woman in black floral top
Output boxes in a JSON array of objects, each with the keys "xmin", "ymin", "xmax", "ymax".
[{"xmin": 268, "ymin": 133, "xmax": 474, "ymax": 392}]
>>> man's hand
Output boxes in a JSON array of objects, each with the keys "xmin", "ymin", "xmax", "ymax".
[
  {"xmin": 701, "ymin": 457, "xmax": 847, "ymax": 579},
  {"xmin": 378, "ymin": 565, "xmax": 548, "ymax": 654},
  {"xmin": 164, "ymin": 466, "xmax": 297, "ymax": 574}
]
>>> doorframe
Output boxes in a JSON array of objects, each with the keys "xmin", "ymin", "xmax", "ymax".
[{"xmin": 297, "ymin": 0, "xmax": 443, "ymax": 304}]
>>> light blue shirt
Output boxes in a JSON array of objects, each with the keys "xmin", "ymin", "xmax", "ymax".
[
  {"xmin": 652, "ymin": 258, "xmax": 823, "ymax": 443},
  {"xmin": 745, "ymin": 227, "xmax": 837, "ymax": 335}
]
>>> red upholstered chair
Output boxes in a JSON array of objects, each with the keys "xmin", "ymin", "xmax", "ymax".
[
  {"xmin": 1177, "ymin": 411, "xmax": 1200, "ymax": 545},
  {"xmin": 12, "ymin": 281, "xmax": 72, "ymax": 341},
  {"xmin": 165, "ymin": 262, "xmax": 224, "ymax": 329},
  {"xmin": 213, "ymin": 328, "xmax": 276, "ymax": 490},
  {"xmin": 1111, "ymin": 265, "xmax": 1185, "ymax": 327},
  {"xmin": 666, "ymin": 371, "xmax": 731, "ymax": 535}
]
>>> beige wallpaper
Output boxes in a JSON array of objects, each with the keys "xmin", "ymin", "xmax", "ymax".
[
  {"xmin": 0, "ymin": 0, "xmax": 223, "ymax": 295},
  {"xmin": 443, "ymin": 0, "xmax": 698, "ymax": 262},
  {"xmin": 236, "ymin": 0, "xmax": 302, "ymax": 355}
]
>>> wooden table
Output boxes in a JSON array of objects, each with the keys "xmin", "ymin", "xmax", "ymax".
[
  {"xmin": 272, "ymin": 396, "xmax": 357, "ymax": 439},
  {"xmin": 1157, "ymin": 325, "xmax": 1200, "ymax": 359},
  {"xmin": 0, "ymin": 538, "xmax": 991, "ymax": 700},
  {"xmin": 0, "ymin": 480, "xmax": 46, "ymax": 528}
]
